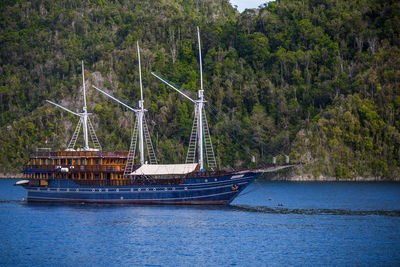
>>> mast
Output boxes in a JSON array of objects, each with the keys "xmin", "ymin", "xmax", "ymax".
[
  {"xmin": 137, "ymin": 41, "xmax": 145, "ymax": 165},
  {"xmin": 151, "ymin": 26, "xmax": 217, "ymax": 170},
  {"xmin": 82, "ymin": 61, "xmax": 89, "ymax": 150},
  {"xmin": 197, "ymin": 26, "xmax": 205, "ymax": 170},
  {"xmin": 92, "ymin": 41, "xmax": 157, "ymax": 167},
  {"xmin": 46, "ymin": 61, "xmax": 101, "ymax": 151}
]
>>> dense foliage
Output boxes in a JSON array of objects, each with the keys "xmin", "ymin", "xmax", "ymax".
[{"xmin": 1, "ymin": 0, "xmax": 399, "ymax": 179}]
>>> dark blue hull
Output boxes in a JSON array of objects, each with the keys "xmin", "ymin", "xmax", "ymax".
[{"xmin": 24, "ymin": 172, "xmax": 260, "ymax": 205}]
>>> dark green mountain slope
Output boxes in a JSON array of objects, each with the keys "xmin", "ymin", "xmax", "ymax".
[{"xmin": 1, "ymin": 0, "xmax": 399, "ymax": 179}]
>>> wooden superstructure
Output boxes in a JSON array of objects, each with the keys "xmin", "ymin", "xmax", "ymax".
[{"xmin": 23, "ymin": 150, "xmax": 129, "ymax": 186}]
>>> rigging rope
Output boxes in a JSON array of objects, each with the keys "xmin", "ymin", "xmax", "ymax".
[
  {"xmin": 255, "ymin": 180, "xmax": 270, "ymax": 200},
  {"xmin": 234, "ymin": 181, "xmax": 272, "ymax": 202},
  {"xmin": 159, "ymin": 76, "xmax": 196, "ymax": 96}
]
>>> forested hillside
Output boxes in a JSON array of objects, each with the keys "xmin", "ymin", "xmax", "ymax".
[{"xmin": 1, "ymin": 0, "xmax": 399, "ymax": 179}]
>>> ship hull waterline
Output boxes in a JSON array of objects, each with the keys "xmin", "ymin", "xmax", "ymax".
[{"xmin": 23, "ymin": 172, "xmax": 261, "ymax": 205}]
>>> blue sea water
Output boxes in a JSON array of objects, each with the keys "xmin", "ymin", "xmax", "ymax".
[{"xmin": 0, "ymin": 179, "xmax": 399, "ymax": 266}]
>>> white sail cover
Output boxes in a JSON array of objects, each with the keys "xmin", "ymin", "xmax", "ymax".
[{"xmin": 129, "ymin": 163, "xmax": 199, "ymax": 176}]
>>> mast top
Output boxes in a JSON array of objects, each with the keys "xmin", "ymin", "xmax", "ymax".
[
  {"xmin": 82, "ymin": 61, "xmax": 87, "ymax": 112},
  {"xmin": 197, "ymin": 26, "xmax": 204, "ymax": 95},
  {"xmin": 137, "ymin": 41, "xmax": 144, "ymax": 110}
]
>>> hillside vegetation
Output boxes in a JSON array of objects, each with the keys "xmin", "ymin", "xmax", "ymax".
[{"xmin": 1, "ymin": 0, "xmax": 399, "ymax": 179}]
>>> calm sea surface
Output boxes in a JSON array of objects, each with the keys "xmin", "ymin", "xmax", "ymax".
[{"xmin": 0, "ymin": 179, "xmax": 399, "ymax": 266}]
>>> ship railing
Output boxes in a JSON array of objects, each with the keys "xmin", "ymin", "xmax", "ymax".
[
  {"xmin": 23, "ymin": 164, "xmax": 126, "ymax": 173},
  {"xmin": 71, "ymin": 177, "xmax": 186, "ymax": 187},
  {"xmin": 31, "ymin": 151, "xmax": 128, "ymax": 158},
  {"xmin": 186, "ymin": 170, "xmax": 228, "ymax": 178}
]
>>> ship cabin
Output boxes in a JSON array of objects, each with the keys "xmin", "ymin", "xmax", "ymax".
[{"xmin": 22, "ymin": 150, "xmax": 129, "ymax": 187}]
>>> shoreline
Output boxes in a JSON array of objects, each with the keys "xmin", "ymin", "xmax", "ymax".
[
  {"xmin": 267, "ymin": 175, "xmax": 400, "ymax": 182},
  {"xmin": 0, "ymin": 173, "xmax": 22, "ymax": 179}
]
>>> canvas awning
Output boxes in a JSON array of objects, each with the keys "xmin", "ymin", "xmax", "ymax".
[{"xmin": 129, "ymin": 163, "xmax": 199, "ymax": 176}]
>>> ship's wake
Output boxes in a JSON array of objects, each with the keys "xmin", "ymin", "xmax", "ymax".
[
  {"xmin": 231, "ymin": 204, "xmax": 400, "ymax": 217},
  {"xmin": 0, "ymin": 200, "xmax": 25, "ymax": 204}
]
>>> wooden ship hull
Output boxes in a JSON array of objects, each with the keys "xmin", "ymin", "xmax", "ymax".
[
  {"xmin": 19, "ymin": 150, "xmax": 265, "ymax": 204},
  {"xmin": 21, "ymin": 170, "xmax": 261, "ymax": 205},
  {"xmin": 20, "ymin": 150, "xmax": 290, "ymax": 204}
]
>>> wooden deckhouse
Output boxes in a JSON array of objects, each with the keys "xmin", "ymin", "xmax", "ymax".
[{"xmin": 23, "ymin": 150, "xmax": 129, "ymax": 186}]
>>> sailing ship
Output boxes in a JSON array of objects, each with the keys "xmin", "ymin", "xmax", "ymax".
[{"xmin": 16, "ymin": 29, "xmax": 295, "ymax": 204}]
